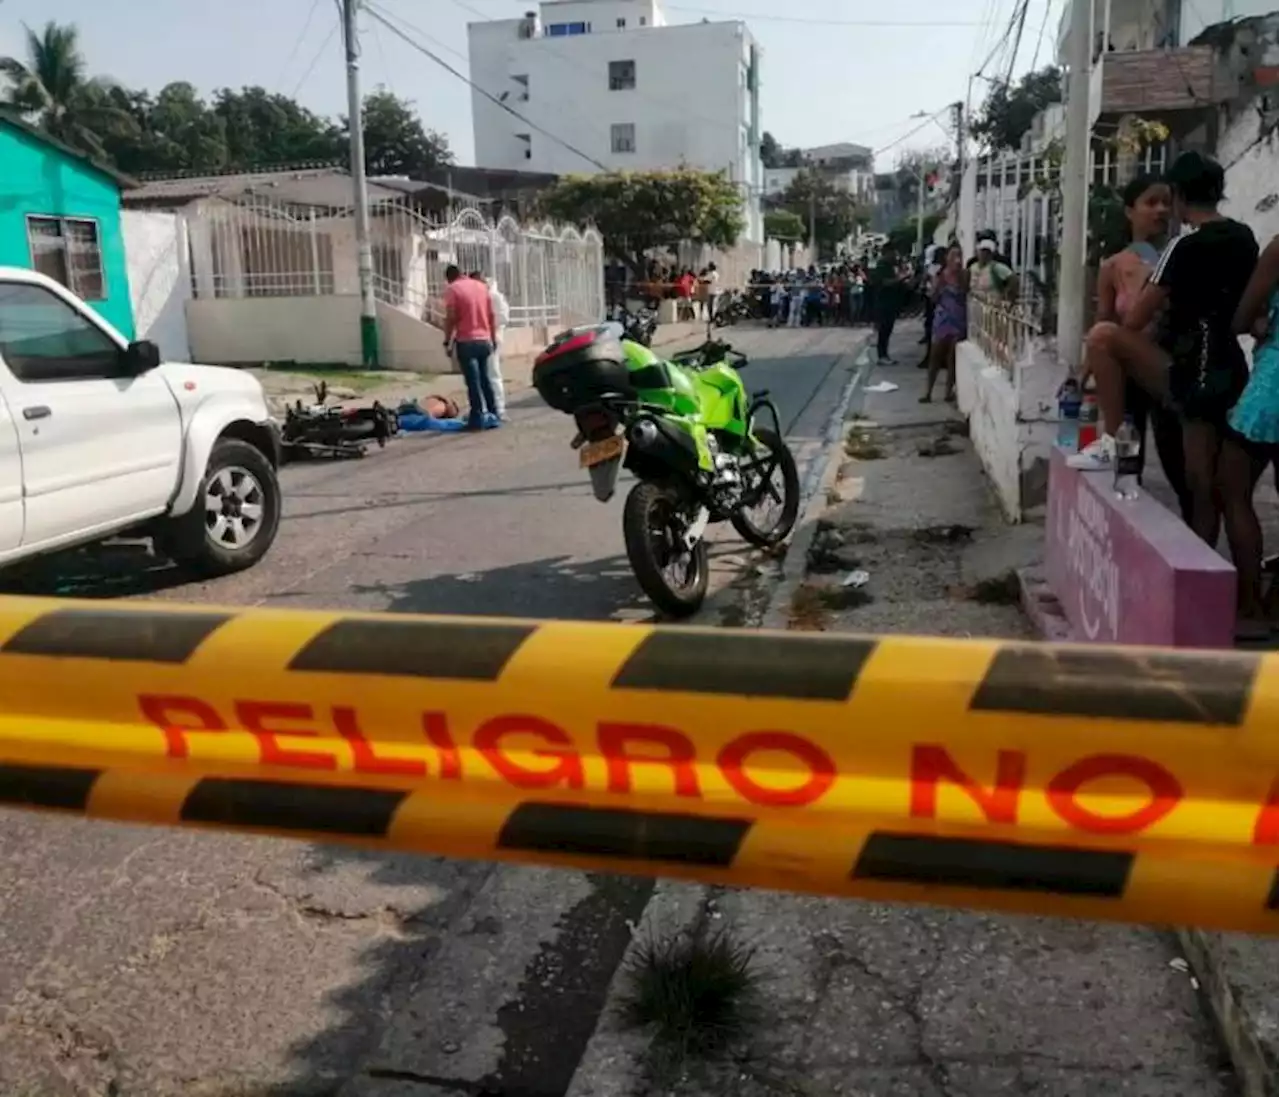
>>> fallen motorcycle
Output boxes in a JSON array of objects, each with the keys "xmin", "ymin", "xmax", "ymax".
[
  {"xmin": 281, "ymin": 381, "xmax": 397, "ymax": 460},
  {"xmin": 609, "ymin": 302, "xmax": 658, "ymax": 346},
  {"xmin": 533, "ymin": 322, "xmax": 800, "ymax": 616}
]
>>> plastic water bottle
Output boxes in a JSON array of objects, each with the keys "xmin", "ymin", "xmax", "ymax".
[
  {"xmin": 1057, "ymin": 379, "xmax": 1082, "ymax": 449},
  {"xmin": 1077, "ymin": 393, "xmax": 1099, "ymax": 451},
  {"xmin": 1114, "ymin": 416, "xmax": 1141, "ymax": 499}
]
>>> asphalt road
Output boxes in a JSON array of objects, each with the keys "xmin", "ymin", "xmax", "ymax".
[{"xmin": 0, "ymin": 324, "xmax": 867, "ymax": 1097}]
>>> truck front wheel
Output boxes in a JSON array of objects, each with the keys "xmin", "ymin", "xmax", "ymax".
[{"xmin": 155, "ymin": 438, "xmax": 281, "ymax": 576}]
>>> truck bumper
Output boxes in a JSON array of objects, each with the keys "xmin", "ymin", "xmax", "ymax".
[{"xmin": 260, "ymin": 418, "xmax": 284, "ymax": 469}]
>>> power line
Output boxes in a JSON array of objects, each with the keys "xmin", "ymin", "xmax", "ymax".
[
  {"xmin": 1000, "ymin": 0, "xmax": 1031, "ymax": 87},
  {"xmin": 364, "ymin": 3, "xmax": 611, "ymax": 170},
  {"xmin": 665, "ymin": 5, "xmax": 998, "ymax": 27},
  {"xmin": 1029, "ymin": 0, "xmax": 1053, "ymax": 69},
  {"xmin": 444, "ymin": 0, "xmax": 754, "ymax": 138},
  {"xmin": 282, "ymin": 0, "xmax": 325, "ymax": 85},
  {"xmin": 289, "ymin": 15, "xmax": 340, "ymax": 98},
  {"xmin": 382, "ymin": 0, "xmax": 618, "ymax": 148}
]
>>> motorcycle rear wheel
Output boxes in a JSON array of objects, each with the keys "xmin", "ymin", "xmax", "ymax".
[
  {"xmin": 731, "ymin": 428, "xmax": 801, "ymax": 547},
  {"xmin": 622, "ymin": 481, "xmax": 708, "ymax": 618}
]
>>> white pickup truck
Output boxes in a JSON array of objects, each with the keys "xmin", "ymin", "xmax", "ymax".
[{"xmin": 0, "ymin": 267, "xmax": 282, "ymax": 576}]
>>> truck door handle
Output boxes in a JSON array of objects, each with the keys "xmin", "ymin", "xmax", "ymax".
[{"xmin": 22, "ymin": 406, "xmax": 51, "ymax": 421}]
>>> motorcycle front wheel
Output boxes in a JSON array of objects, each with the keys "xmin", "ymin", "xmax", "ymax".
[
  {"xmin": 622, "ymin": 481, "xmax": 709, "ymax": 618},
  {"xmin": 731, "ymin": 428, "xmax": 801, "ymax": 547}
]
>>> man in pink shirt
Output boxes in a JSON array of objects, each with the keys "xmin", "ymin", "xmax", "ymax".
[{"xmin": 442, "ymin": 264, "xmax": 500, "ymax": 429}]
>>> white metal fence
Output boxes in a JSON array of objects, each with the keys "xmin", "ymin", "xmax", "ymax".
[
  {"xmin": 184, "ymin": 197, "xmax": 605, "ymax": 331},
  {"xmin": 968, "ymin": 291, "xmax": 1043, "ymax": 377}
]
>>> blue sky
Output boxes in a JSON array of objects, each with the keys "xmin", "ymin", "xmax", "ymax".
[{"xmin": 0, "ymin": 0, "xmax": 1059, "ymax": 170}]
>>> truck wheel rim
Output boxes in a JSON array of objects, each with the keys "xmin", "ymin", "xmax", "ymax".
[{"xmin": 205, "ymin": 466, "xmax": 266, "ymax": 549}]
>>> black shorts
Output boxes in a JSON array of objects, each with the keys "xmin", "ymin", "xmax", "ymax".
[
  {"xmin": 1166, "ymin": 340, "xmax": 1249, "ymax": 428},
  {"xmin": 1224, "ymin": 426, "xmax": 1279, "ymax": 468}
]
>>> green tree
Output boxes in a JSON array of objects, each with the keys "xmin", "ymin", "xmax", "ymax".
[
  {"xmin": 0, "ymin": 21, "xmax": 131, "ymax": 159},
  {"xmin": 211, "ymin": 86, "xmax": 341, "ymax": 168},
  {"xmin": 350, "ymin": 89, "xmax": 451, "ymax": 177},
  {"xmin": 760, "ymin": 131, "xmax": 783, "ymax": 169},
  {"xmin": 971, "ymin": 66, "xmax": 1064, "ymax": 153},
  {"xmin": 537, "ymin": 169, "xmax": 745, "ymax": 276},
  {"xmin": 772, "ymin": 171, "xmax": 869, "ymax": 258},
  {"xmin": 764, "ymin": 209, "xmax": 805, "ymax": 241}
]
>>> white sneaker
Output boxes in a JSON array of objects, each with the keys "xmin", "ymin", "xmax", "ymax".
[{"xmin": 1067, "ymin": 434, "xmax": 1115, "ymax": 471}]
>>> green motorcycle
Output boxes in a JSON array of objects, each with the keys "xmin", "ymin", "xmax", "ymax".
[{"xmin": 533, "ymin": 322, "xmax": 800, "ymax": 617}]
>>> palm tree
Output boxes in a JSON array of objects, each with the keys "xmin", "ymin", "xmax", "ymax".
[{"xmin": 0, "ymin": 21, "xmax": 130, "ymax": 159}]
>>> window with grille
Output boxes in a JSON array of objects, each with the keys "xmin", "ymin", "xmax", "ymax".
[
  {"xmin": 611, "ymin": 123, "xmax": 636, "ymax": 153},
  {"xmin": 609, "ymin": 60, "xmax": 636, "ymax": 90},
  {"xmin": 26, "ymin": 216, "xmax": 106, "ymax": 301}
]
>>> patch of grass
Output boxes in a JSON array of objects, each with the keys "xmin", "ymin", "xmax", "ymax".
[
  {"xmin": 962, "ymin": 570, "xmax": 1023, "ymax": 606},
  {"xmin": 816, "ymin": 584, "xmax": 873, "ymax": 611},
  {"xmin": 844, "ymin": 429, "xmax": 885, "ymax": 460},
  {"xmin": 788, "ymin": 583, "xmax": 830, "ymax": 631},
  {"xmin": 619, "ymin": 925, "xmax": 763, "ymax": 1065},
  {"xmin": 913, "ymin": 523, "xmax": 974, "ymax": 545}
]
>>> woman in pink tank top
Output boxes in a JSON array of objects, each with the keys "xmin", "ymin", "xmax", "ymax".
[{"xmin": 1085, "ymin": 175, "xmax": 1192, "ymax": 521}]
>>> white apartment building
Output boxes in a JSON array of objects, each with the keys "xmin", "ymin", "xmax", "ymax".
[{"xmin": 467, "ymin": 0, "xmax": 764, "ymax": 241}]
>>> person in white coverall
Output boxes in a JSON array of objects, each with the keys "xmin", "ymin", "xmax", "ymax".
[{"xmin": 481, "ymin": 274, "xmax": 509, "ymax": 419}]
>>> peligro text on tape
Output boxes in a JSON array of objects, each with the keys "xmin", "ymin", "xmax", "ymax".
[{"xmin": 128, "ymin": 692, "xmax": 1280, "ymax": 847}]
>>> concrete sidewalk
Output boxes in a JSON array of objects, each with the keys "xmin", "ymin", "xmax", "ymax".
[{"xmin": 566, "ymin": 320, "xmax": 1239, "ymax": 1097}]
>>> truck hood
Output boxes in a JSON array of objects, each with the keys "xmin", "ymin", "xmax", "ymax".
[
  {"xmin": 158, "ymin": 363, "xmax": 270, "ymax": 418},
  {"xmin": 158, "ymin": 362, "xmax": 264, "ymax": 397}
]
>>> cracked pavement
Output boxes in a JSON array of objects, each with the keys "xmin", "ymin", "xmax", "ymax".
[
  {"xmin": 567, "ymin": 322, "xmax": 1239, "ymax": 1097},
  {"xmin": 0, "ymin": 325, "xmax": 863, "ymax": 1097}
]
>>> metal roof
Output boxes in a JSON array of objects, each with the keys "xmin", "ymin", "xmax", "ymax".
[{"xmin": 122, "ymin": 167, "xmax": 405, "ymax": 208}]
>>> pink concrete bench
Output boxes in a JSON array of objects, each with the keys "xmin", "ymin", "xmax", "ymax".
[{"xmin": 1043, "ymin": 445, "xmax": 1236, "ymax": 649}]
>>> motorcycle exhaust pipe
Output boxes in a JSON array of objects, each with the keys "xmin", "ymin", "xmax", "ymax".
[{"xmin": 629, "ymin": 418, "xmax": 660, "ymax": 448}]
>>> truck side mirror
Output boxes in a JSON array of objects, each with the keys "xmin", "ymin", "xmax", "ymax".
[{"xmin": 121, "ymin": 340, "xmax": 161, "ymax": 375}]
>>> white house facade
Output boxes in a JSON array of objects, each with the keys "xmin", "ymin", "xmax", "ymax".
[{"xmin": 467, "ymin": 0, "xmax": 764, "ymax": 241}]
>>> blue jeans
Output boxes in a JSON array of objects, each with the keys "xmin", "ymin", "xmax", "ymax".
[{"xmin": 454, "ymin": 340, "xmax": 498, "ymax": 425}]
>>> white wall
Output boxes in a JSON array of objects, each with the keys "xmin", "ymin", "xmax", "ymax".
[
  {"xmin": 955, "ymin": 336, "xmax": 1060, "ymax": 521},
  {"xmin": 121, "ymin": 209, "xmax": 191, "ymax": 361},
  {"xmin": 1219, "ymin": 102, "xmax": 1279, "ymax": 246},
  {"xmin": 469, "ymin": 17, "xmax": 757, "ymax": 184},
  {"xmin": 186, "ymin": 296, "xmax": 362, "ymax": 366}
]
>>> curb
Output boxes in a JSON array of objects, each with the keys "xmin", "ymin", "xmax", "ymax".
[
  {"xmin": 1177, "ymin": 929, "xmax": 1278, "ymax": 1097},
  {"xmin": 1015, "ymin": 576, "xmax": 1279, "ymax": 1097},
  {"xmin": 761, "ymin": 340, "xmax": 874, "ymax": 631}
]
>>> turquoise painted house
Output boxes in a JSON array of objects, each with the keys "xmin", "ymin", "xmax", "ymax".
[{"xmin": 0, "ymin": 112, "xmax": 136, "ymax": 337}]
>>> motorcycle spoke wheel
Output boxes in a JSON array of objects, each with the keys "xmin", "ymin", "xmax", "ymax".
[{"xmin": 730, "ymin": 429, "xmax": 801, "ymax": 548}]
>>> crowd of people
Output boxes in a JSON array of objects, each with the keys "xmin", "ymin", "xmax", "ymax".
[{"xmin": 1066, "ymin": 150, "xmax": 1277, "ymax": 637}]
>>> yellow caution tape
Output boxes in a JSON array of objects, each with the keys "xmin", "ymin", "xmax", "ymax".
[{"xmin": 0, "ymin": 595, "xmax": 1274, "ymax": 935}]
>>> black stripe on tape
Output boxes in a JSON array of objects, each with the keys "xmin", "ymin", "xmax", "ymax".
[
  {"xmin": 289, "ymin": 618, "xmax": 536, "ymax": 680},
  {"xmin": 1267, "ymin": 873, "xmax": 1277, "ymax": 912},
  {"xmin": 181, "ymin": 779, "xmax": 407, "ymax": 837},
  {"xmin": 0, "ymin": 762, "xmax": 100, "ymax": 811},
  {"xmin": 498, "ymin": 803, "xmax": 751, "ymax": 866},
  {"xmin": 969, "ymin": 646, "xmax": 1259, "ymax": 726},
  {"xmin": 853, "ymin": 832, "xmax": 1133, "ymax": 898},
  {"xmin": 1, "ymin": 608, "xmax": 231, "ymax": 663},
  {"xmin": 612, "ymin": 630, "xmax": 876, "ymax": 701}
]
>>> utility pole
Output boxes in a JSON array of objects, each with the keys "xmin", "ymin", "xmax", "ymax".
[
  {"xmin": 808, "ymin": 186, "xmax": 817, "ymax": 264},
  {"xmin": 1058, "ymin": 0, "xmax": 1092, "ymax": 370},
  {"xmin": 915, "ymin": 169, "xmax": 926, "ymax": 260},
  {"xmin": 343, "ymin": 0, "xmax": 379, "ymax": 367}
]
